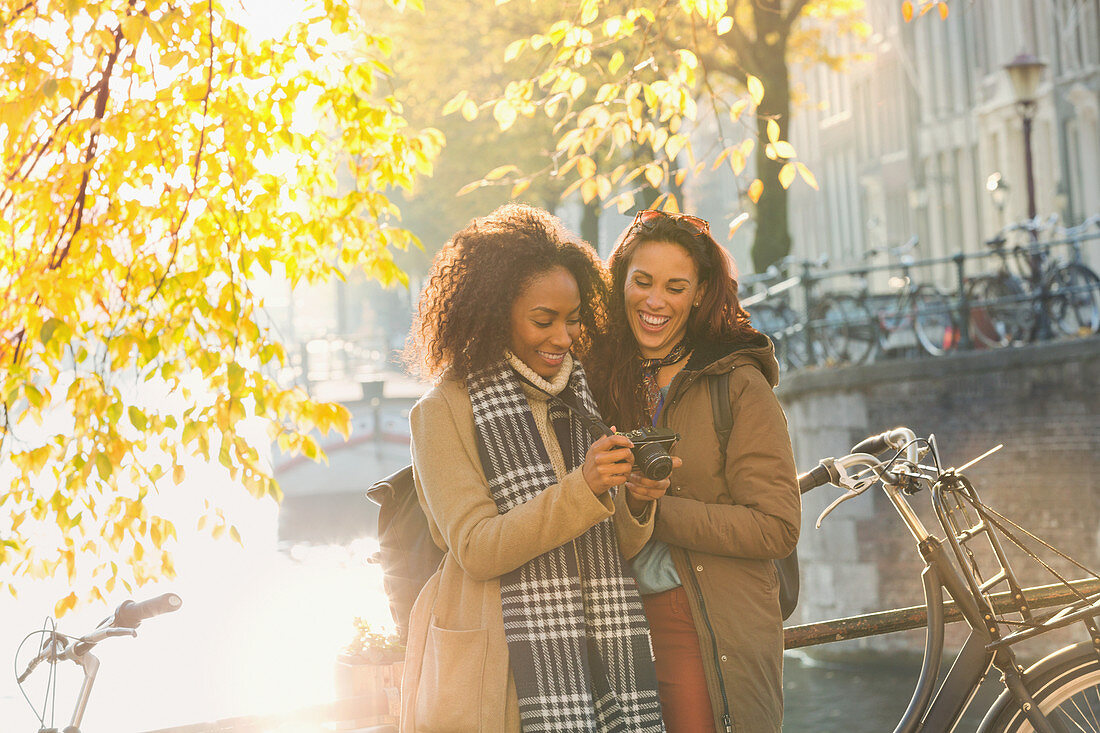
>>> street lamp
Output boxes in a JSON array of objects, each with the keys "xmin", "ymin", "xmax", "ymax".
[
  {"xmin": 985, "ymin": 172, "xmax": 1009, "ymax": 214},
  {"xmin": 1004, "ymin": 51, "xmax": 1051, "ymax": 340},
  {"xmin": 1003, "ymin": 51, "xmax": 1047, "ymax": 222}
]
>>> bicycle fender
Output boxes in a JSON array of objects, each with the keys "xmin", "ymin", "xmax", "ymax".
[{"xmin": 975, "ymin": 641, "xmax": 1096, "ymax": 733}]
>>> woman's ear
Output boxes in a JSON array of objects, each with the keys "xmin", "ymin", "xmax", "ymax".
[{"xmin": 693, "ymin": 282, "xmax": 707, "ymax": 308}]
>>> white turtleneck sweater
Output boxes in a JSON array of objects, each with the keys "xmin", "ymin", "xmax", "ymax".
[{"xmin": 505, "ymin": 350, "xmax": 574, "ymax": 481}]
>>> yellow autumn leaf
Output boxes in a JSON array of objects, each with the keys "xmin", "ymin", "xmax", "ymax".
[
  {"xmin": 504, "ymin": 39, "xmax": 526, "ymax": 62},
  {"xmin": 644, "ymin": 164, "xmax": 664, "ymax": 189},
  {"xmin": 938, "ymin": 2, "xmax": 949, "ymax": 19},
  {"xmin": 596, "ymin": 175, "xmax": 612, "ymax": 199},
  {"xmin": 774, "ymin": 141, "xmax": 796, "ymax": 158},
  {"xmin": 462, "ymin": 98, "xmax": 479, "ymax": 121},
  {"xmin": 779, "ymin": 162, "xmax": 796, "ymax": 189},
  {"xmin": 730, "ymin": 150, "xmax": 747, "ymax": 175},
  {"xmin": 748, "ymin": 178, "xmax": 764, "ymax": 203},
  {"xmin": 766, "ymin": 119, "xmax": 780, "ymax": 143},
  {"xmin": 581, "ymin": 178, "xmax": 599, "ymax": 203},
  {"xmin": 902, "ymin": 0, "xmax": 914, "ymax": 21},
  {"xmin": 577, "ymin": 155, "xmax": 597, "ymax": 178},
  {"xmin": 796, "ymin": 162, "xmax": 819, "ymax": 190},
  {"xmin": 442, "ymin": 90, "xmax": 467, "ymax": 115},
  {"xmin": 609, "ymin": 50, "xmax": 625, "ymax": 75},
  {"xmin": 716, "ymin": 16, "xmax": 734, "ymax": 35},
  {"xmin": 747, "ymin": 75, "xmax": 765, "ymax": 106},
  {"xmin": 456, "ymin": 180, "xmax": 483, "ymax": 196},
  {"xmin": 494, "ymin": 99, "xmax": 517, "ymax": 130},
  {"xmin": 486, "ymin": 164, "xmax": 519, "ymax": 180},
  {"xmin": 580, "ymin": 0, "xmax": 598, "ymax": 25},
  {"xmin": 511, "ymin": 179, "xmax": 532, "ymax": 198}
]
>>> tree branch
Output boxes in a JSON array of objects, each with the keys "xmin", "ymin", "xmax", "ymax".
[
  {"xmin": 150, "ymin": 0, "xmax": 216, "ymax": 301},
  {"xmin": 783, "ymin": 0, "xmax": 813, "ymax": 31},
  {"xmin": 47, "ymin": 2, "xmax": 137, "ymax": 271},
  {"xmin": 0, "ymin": 0, "xmax": 36, "ymax": 31}
]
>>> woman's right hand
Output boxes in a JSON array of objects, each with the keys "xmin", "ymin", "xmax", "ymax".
[{"xmin": 582, "ymin": 432, "xmax": 635, "ymax": 496}]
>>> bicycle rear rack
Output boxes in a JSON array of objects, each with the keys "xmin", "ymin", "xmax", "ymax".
[{"xmin": 931, "ymin": 470, "xmax": 1100, "ymax": 651}]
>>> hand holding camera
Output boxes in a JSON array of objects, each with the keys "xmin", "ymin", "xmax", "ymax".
[
  {"xmin": 625, "ymin": 455, "xmax": 682, "ymax": 501},
  {"xmin": 582, "ymin": 432, "xmax": 635, "ymax": 495}
]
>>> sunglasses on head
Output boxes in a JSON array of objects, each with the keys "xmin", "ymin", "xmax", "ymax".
[{"xmin": 629, "ymin": 209, "xmax": 711, "ymax": 237}]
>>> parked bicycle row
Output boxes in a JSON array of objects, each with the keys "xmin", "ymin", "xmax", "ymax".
[{"xmin": 742, "ymin": 215, "xmax": 1100, "ymax": 369}]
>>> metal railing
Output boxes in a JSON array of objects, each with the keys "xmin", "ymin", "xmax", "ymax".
[{"xmin": 743, "ymin": 221, "xmax": 1100, "ymax": 369}]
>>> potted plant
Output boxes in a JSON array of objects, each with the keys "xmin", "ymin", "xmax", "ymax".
[{"xmin": 335, "ymin": 618, "xmax": 405, "ymax": 728}]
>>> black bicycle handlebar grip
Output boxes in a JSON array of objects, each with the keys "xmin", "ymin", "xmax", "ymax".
[
  {"xmin": 113, "ymin": 593, "xmax": 182, "ymax": 629},
  {"xmin": 851, "ymin": 430, "xmax": 899, "ymax": 456},
  {"xmin": 797, "ymin": 460, "xmax": 837, "ymax": 493}
]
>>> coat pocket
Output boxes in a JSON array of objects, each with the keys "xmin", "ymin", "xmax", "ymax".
[{"xmin": 414, "ymin": 620, "xmax": 487, "ymax": 732}]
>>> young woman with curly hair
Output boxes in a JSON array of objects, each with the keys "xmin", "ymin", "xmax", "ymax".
[
  {"xmin": 587, "ymin": 210, "xmax": 801, "ymax": 733},
  {"xmin": 401, "ymin": 204, "xmax": 666, "ymax": 733}
]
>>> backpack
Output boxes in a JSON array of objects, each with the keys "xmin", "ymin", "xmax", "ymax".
[
  {"xmin": 708, "ymin": 371, "xmax": 800, "ymax": 621},
  {"xmin": 365, "ymin": 465, "xmax": 443, "ymax": 644}
]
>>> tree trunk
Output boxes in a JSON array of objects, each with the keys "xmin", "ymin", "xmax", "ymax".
[
  {"xmin": 750, "ymin": 15, "xmax": 794, "ymax": 272},
  {"xmin": 581, "ymin": 196, "xmax": 602, "ymax": 255}
]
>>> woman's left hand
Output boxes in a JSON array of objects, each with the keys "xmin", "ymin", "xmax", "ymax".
[{"xmin": 624, "ymin": 456, "xmax": 682, "ymax": 515}]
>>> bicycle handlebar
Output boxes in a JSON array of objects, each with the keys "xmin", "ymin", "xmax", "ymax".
[
  {"xmin": 850, "ymin": 427, "xmax": 911, "ymax": 456},
  {"xmin": 112, "ymin": 592, "xmax": 183, "ymax": 629},
  {"xmin": 16, "ymin": 593, "xmax": 182, "ymax": 683},
  {"xmin": 797, "ymin": 459, "xmax": 839, "ymax": 493}
]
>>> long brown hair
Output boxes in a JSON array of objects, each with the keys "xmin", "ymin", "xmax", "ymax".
[
  {"xmin": 588, "ymin": 214, "xmax": 760, "ymax": 428},
  {"xmin": 405, "ymin": 204, "xmax": 608, "ymax": 380}
]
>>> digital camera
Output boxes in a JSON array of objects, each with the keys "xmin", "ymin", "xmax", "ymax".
[{"xmin": 620, "ymin": 426, "xmax": 680, "ymax": 481}]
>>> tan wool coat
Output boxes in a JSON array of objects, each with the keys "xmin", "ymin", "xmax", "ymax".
[
  {"xmin": 653, "ymin": 336, "xmax": 800, "ymax": 733},
  {"xmin": 400, "ymin": 373, "xmax": 655, "ymax": 733}
]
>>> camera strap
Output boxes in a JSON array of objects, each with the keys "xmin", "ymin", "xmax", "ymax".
[{"xmin": 511, "ymin": 370, "xmax": 614, "ymax": 440}]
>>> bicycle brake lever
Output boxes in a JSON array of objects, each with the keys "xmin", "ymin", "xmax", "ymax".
[
  {"xmin": 814, "ymin": 456, "xmax": 879, "ymax": 528},
  {"xmin": 815, "ymin": 489, "xmax": 864, "ymax": 528}
]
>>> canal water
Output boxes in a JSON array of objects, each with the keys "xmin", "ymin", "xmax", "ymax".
[{"xmin": 783, "ymin": 646, "xmax": 1004, "ymax": 731}]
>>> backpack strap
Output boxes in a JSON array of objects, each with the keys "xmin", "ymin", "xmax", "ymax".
[
  {"xmin": 708, "ymin": 371, "xmax": 733, "ymax": 463},
  {"xmin": 707, "ymin": 368, "xmax": 799, "ymax": 620}
]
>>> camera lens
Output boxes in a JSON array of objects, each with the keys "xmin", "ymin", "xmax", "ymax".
[{"xmin": 635, "ymin": 442, "xmax": 673, "ymax": 481}]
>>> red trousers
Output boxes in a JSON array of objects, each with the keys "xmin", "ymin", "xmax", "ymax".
[{"xmin": 642, "ymin": 586, "xmax": 717, "ymax": 733}]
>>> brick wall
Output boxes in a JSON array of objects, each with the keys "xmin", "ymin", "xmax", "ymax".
[{"xmin": 779, "ymin": 338, "xmax": 1100, "ymax": 653}]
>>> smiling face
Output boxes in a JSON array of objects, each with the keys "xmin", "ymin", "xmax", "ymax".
[
  {"xmin": 508, "ymin": 265, "xmax": 582, "ymax": 378},
  {"xmin": 623, "ymin": 240, "xmax": 704, "ymax": 359}
]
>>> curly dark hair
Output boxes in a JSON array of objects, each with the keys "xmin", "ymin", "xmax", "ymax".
[
  {"xmin": 588, "ymin": 213, "xmax": 761, "ymax": 428},
  {"xmin": 406, "ymin": 204, "xmax": 608, "ymax": 380}
]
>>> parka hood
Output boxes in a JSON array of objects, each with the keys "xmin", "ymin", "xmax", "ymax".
[{"xmin": 682, "ymin": 332, "xmax": 780, "ymax": 387}]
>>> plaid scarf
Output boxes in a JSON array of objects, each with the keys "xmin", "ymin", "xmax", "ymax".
[
  {"xmin": 468, "ymin": 359, "xmax": 664, "ymax": 732},
  {"xmin": 640, "ymin": 338, "xmax": 691, "ymax": 422}
]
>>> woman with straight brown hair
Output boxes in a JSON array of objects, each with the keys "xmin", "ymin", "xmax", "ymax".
[{"xmin": 587, "ymin": 209, "xmax": 800, "ymax": 733}]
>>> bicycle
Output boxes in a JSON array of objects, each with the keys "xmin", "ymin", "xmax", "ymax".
[
  {"xmin": 966, "ymin": 215, "xmax": 1100, "ymax": 348},
  {"xmin": 15, "ymin": 593, "xmax": 182, "ymax": 733},
  {"xmin": 742, "ymin": 255, "xmax": 827, "ymax": 371},
  {"xmin": 813, "ymin": 237, "xmax": 957, "ymax": 365},
  {"xmin": 798, "ymin": 426, "xmax": 1100, "ymax": 732}
]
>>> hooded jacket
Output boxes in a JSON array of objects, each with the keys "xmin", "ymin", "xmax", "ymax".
[{"xmin": 654, "ymin": 335, "xmax": 800, "ymax": 733}]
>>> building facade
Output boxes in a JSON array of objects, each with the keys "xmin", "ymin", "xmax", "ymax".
[{"xmin": 784, "ymin": 0, "xmax": 1100, "ymax": 281}]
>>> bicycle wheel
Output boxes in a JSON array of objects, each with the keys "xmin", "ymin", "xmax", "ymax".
[
  {"xmin": 966, "ymin": 274, "xmax": 1031, "ymax": 348},
  {"xmin": 748, "ymin": 303, "xmax": 790, "ymax": 367},
  {"xmin": 985, "ymin": 648, "xmax": 1100, "ymax": 732},
  {"xmin": 779, "ymin": 304, "xmax": 812, "ymax": 369},
  {"xmin": 811, "ymin": 294, "xmax": 877, "ymax": 365},
  {"xmin": 912, "ymin": 286, "xmax": 958, "ymax": 356},
  {"xmin": 1045, "ymin": 263, "xmax": 1100, "ymax": 338}
]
